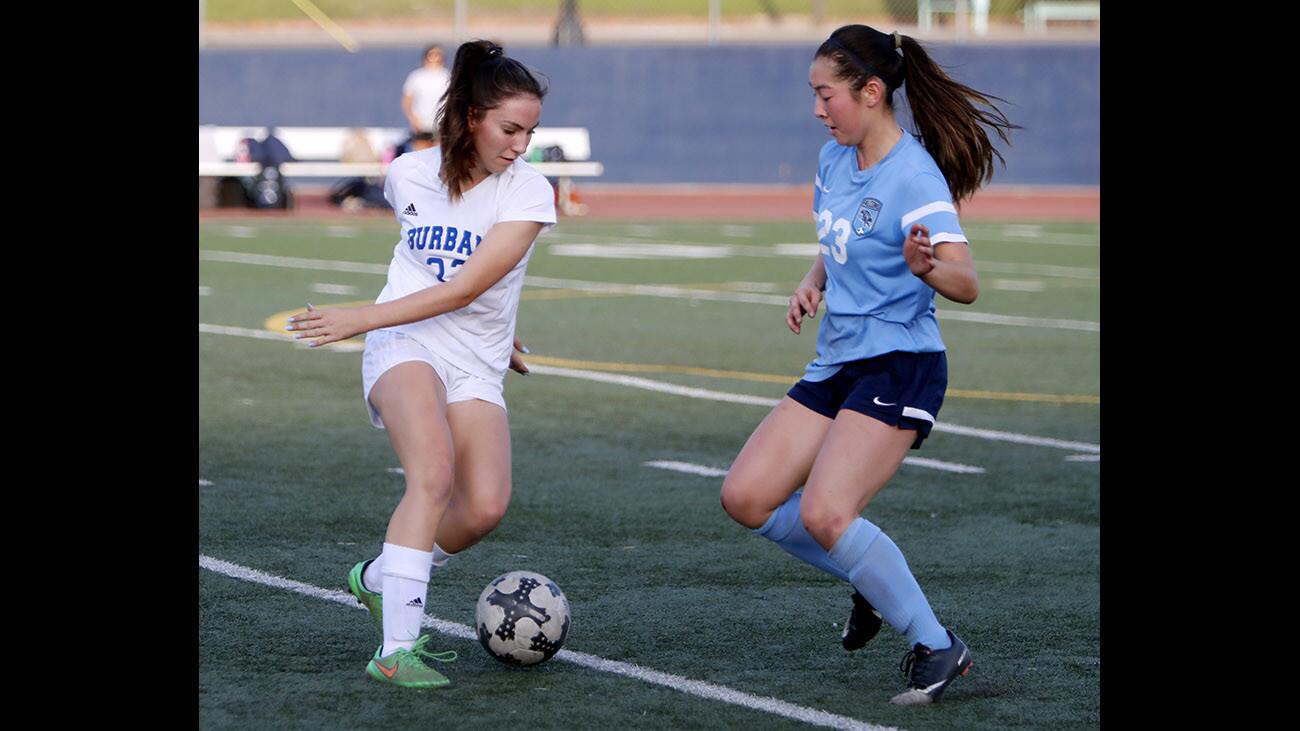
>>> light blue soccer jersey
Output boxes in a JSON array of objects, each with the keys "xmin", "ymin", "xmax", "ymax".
[{"xmin": 804, "ymin": 132, "xmax": 967, "ymax": 382}]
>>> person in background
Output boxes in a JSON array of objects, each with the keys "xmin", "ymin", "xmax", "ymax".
[
  {"xmin": 401, "ymin": 44, "xmax": 450, "ymax": 153},
  {"xmin": 329, "ymin": 128, "xmax": 389, "ymax": 210}
]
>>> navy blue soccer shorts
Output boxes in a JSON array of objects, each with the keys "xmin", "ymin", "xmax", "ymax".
[{"xmin": 787, "ymin": 350, "xmax": 947, "ymax": 449}]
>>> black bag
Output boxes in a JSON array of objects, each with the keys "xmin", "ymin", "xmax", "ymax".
[
  {"xmin": 250, "ymin": 165, "xmax": 289, "ymax": 209},
  {"xmin": 240, "ymin": 130, "xmax": 295, "ymax": 209}
]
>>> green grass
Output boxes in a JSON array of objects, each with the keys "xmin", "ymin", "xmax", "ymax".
[
  {"xmin": 200, "ymin": 215, "xmax": 1098, "ymax": 729},
  {"xmin": 204, "ymin": 1, "xmax": 1035, "ymax": 23}
]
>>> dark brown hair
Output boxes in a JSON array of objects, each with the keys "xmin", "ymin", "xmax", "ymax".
[
  {"xmin": 816, "ymin": 25, "xmax": 1019, "ymax": 203},
  {"xmin": 437, "ymin": 40, "xmax": 548, "ymax": 201}
]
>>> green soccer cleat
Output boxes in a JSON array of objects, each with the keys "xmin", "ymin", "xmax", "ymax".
[
  {"xmin": 347, "ymin": 560, "xmax": 383, "ymax": 640},
  {"xmin": 365, "ymin": 636, "xmax": 458, "ymax": 689}
]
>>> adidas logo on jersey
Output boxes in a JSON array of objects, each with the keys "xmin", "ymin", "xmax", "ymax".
[
  {"xmin": 403, "ymin": 203, "xmax": 418, "ymax": 216},
  {"xmin": 406, "ymin": 597, "xmax": 423, "ymax": 607}
]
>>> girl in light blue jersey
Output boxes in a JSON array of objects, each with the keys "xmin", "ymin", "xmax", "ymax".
[{"xmin": 721, "ymin": 24, "xmax": 1016, "ymax": 706}]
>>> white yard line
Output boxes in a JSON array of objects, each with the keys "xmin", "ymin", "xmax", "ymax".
[
  {"xmin": 529, "ymin": 363, "xmax": 1098, "ymax": 453},
  {"xmin": 200, "ymin": 250, "xmax": 389, "ymax": 275},
  {"xmin": 549, "ymin": 243, "xmax": 737, "ymax": 259},
  {"xmin": 198, "ymin": 325, "xmax": 1097, "ymax": 454},
  {"xmin": 645, "ymin": 458, "xmax": 984, "ymax": 477},
  {"xmin": 528, "ymin": 364, "xmax": 781, "ymax": 407},
  {"xmin": 643, "ymin": 461, "xmax": 731, "ymax": 477},
  {"xmin": 522, "ymin": 277, "xmax": 1098, "ymax": 332},
  {"xmin": 199, "ymin": 251, "xmax": 1098, "ymax": 333},
  {"xmin": 309, "ymin": 283, "xmax": 359, "ymax": 295},
  {"xmin": 199, "ymin": 555, "xmax": 898, "ymax": 731},
  {"xmin": 898, "ymin": 457, "xmax": 986, "ymax": 474},
  {"xmin": 977, "ymin": 261, "xmax": 1099, "ymax": 279},
  {"xmin": 198, "ymin": 323, "xmax": 364, "ymax": 352},
  {"xmin": 995, "ymin": 225, "xmax": 1099, "ymax": 247},
  {"xmin": 990, "ymin": 279, "xmax": 1046, "ymax": 293}
]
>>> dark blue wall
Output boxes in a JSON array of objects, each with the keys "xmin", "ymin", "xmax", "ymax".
[{"xmin": 199, "ymin": 43, "xmax": 1098, "ymax": 186}]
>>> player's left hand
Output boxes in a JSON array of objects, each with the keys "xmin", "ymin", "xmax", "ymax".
[
  {"xmin": 509, "ymin": 336, "xmax": 530, "ymax": 375},
  {"xmin": 903, "ymin": 223, "xmax": 937, "ymax": 277},
  {"xmin": 286, "ymin": 303, "xmax": 368, "ymax": 348}
]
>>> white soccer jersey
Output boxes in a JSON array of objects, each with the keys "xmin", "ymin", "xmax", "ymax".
[{"xmin": 376, "ymin": 147, "xmax": 557, "ymax": 381}]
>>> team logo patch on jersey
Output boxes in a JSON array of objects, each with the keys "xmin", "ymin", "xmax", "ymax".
[{"xmin": 853, "ymin": 198, "xmax": 882, "ymax": 236}]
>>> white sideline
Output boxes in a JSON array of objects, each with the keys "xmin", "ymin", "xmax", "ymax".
[
  {"xmin": 527, "ymin": 363, "xmax": 1101, "ymax": 453},
  {"xmin": 199, "ymin": 250, "xmax": 1099, "ymax": 333},
  {"xmin": 645, "ymin": 458, "xmax": 985, "ymax": 477},
  {"xmin": 198, "ymin": 323, "xmax": 365, "ymax": 352},
  {"xmin": 197, "ymin": 324, "xmax": 1100, "ymax": 454},
  {"xmin": 643, "ymin": 460, "xmax": 731, "ymax": 477},
  {"xmin": 199, "ymin": 555, "xmax": 898, "ymax": 731}
]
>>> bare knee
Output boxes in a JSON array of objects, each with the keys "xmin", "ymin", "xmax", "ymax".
[
  {"xmin": 459, "ymin": 491, "xmax": 510, "ymax": 539},
  {"xmin": 404, "ymin": 459, "xmax": 455, "ymax": 504},
  {"xmin": 720, "ymin": 475, "xmax": 771, "ymax": 530},
  {"xmin": 799, "ymin": 493, "xmax": 852, "ymax": 550}
]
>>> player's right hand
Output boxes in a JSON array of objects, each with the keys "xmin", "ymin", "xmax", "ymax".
[{"xmin": 786, "ymin": 285, "xmax": 821, "ymax": 334}]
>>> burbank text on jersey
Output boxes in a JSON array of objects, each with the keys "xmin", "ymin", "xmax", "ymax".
[{"xmin": 405, "ymin": 223, "xmax": 483, "ymax": 282}]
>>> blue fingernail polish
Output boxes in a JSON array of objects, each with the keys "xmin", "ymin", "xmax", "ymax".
[{"xmin": 522, "ymin": 346, "xmax": 530, "ymax": 354}]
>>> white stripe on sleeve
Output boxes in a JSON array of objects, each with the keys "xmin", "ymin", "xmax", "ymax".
[{"xmin": 900, "ymin": 201, "xmax": 958, "ymax": 230}]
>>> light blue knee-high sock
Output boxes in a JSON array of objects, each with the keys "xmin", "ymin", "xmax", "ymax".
[
  {"xmin": 753, "ymin": 492, "xmax": 850, "ymax": 582},
  {"xmin": 828, "ymin": 517, "xmax": 950, "ymax": 650}
]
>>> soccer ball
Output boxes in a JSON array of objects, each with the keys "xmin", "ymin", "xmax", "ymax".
[{"xmin": 475, "ymin": 571, "xmax": 571, "ymax": 666}]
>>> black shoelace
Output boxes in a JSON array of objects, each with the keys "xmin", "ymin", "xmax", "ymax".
[{"xmin": 899, "ymin": 646, "xmax": 931, "ymax": 683}]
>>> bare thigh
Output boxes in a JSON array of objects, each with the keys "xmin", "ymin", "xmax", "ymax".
[
  {"xmin": 368, "ymin": 361, "xmax": 454, "ymax": 548},
  {"xmin": 369, "ymin": 361, "xmax": 454, "ymax": 477},
  {"xmin": 801, "ymin": 409, "xmax": 916, "ymax": 549},
  {"xmin": 720, "ymin": 396, "xmax": 834, "ymax": 529},
  {"xmin": 433, "ymin": 399, "xmax": 512, "ymax": 553}
]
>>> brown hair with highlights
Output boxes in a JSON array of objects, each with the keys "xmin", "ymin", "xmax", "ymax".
[
  {"xmin": 437, "ymin": 40, "xmax": 548, "ymax": 201},
  {"xmin": 817, "ymin": 24, "xmax": 1019, "ymax": 203}
]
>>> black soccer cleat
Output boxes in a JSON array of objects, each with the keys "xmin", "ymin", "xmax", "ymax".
[
  {"xmin": 889, "ymin": 629, "xmax": 972, "ymax": 705},
  {"xmin": 841, "ymin": 591, "xmax": 883, "ymax": 651}
]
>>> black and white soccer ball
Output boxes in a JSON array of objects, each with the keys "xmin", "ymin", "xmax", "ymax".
[{"xmin": 475, "ymin": 571, "xmax": 571, "ymax": 666}]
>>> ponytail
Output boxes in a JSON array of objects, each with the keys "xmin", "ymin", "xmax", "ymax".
[
  {"xmin": 817, "ymin": 25, "xmax": 1019, "ymax": 203},
  {"xmin": 894, "ymin": 34, "xmax": 1018, "ymax": 203},
  {"xmin": 437, "ymin": 40, "xmax": 548, "ymax": 201}
]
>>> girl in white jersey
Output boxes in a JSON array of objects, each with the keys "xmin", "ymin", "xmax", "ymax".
[
  {"xmin": 287, "ymin": 40, "xmax": 556, "ymax": 689},
  {"xmin": 720, "ymin": 25, "xmax": 1017, "ymax": 706}
]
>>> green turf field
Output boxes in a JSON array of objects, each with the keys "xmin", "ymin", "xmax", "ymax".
[
  {"xmin": 204, "ymin": 1, "xmax": 951, "ymax": 24},
  {"xmin": 199, "ymin": 215, "xmax": 1099, "ymax": 729}
]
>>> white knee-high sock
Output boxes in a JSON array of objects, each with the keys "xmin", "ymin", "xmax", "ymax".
[
  {"xmin": 380, "ymin": 542, "xmax": 434, "ymax": 657},
  {"xmin": 362, "ymin": 552, "xmax": 383, "ymax": 592},
  {"xmin": 430, "ymin": 542, "xmax": 457, "ymax": 570},
  {"xmin": 366, "ymin": 542, "xmax": 454, "ymax": 595}
]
